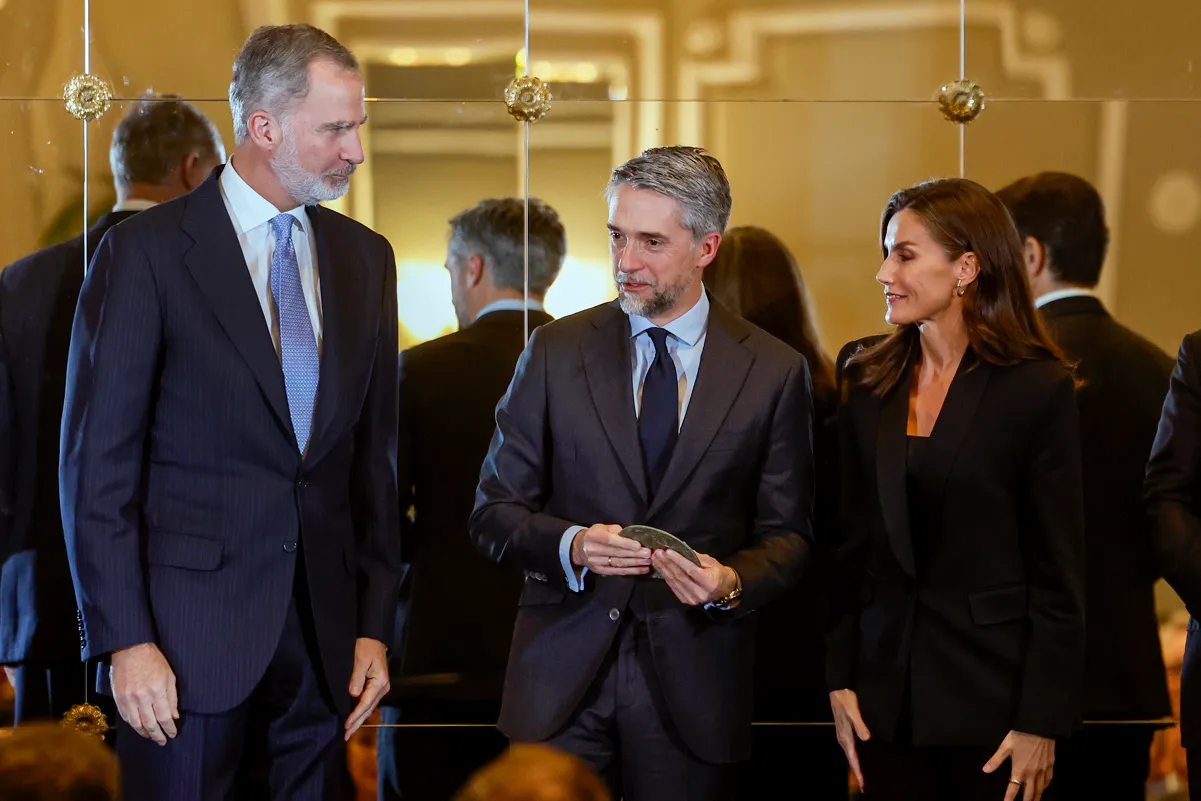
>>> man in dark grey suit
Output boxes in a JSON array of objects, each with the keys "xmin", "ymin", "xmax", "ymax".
[
  {"xmin": 470, "ymin": 146, "xmax": 813, "ymax": 801},
  {"xmin": 0, "ymin": 96, "xmax": 224, "ymax": 727}
]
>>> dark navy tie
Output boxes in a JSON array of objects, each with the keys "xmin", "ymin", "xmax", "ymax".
[
  {"xmin": 639, "ymin": 327, "xmax": 679, "ymax": 499},
  {"xmin": 270, "ymin": 213, "xmax": 319, "ymax": 455}
]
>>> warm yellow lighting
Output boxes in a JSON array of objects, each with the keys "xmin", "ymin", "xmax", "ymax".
[
  {"xmin": 396, "ymin": 261, "xmax": 456, "ymax": 344},
  {"xmin": 515, "ymin": 48, "xmax": 527, "ymax": 70},
  {"xmin": 532, "ymin": 61, "xmax": 554, "ymax": 77},
  {"xmin": 574, "ymin": 63, "xmax": 600, "ymax": 82},
  {"xmin": 608, "ymin": 85, "xmax": 628, "ymax": 101},
  {"xmin": 389, "ymin": 48, "xmax": 418, "ymax": 66},
  {"xmin": 444, "ymin": 48, "xmax": 472, "ymax": 66},
  {"xmin": 544, "ymin": 257, "xmax": 615, "ymax": 319}
]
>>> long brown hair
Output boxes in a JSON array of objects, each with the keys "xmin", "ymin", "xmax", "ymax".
[
  {"xmin": 846, "ymin": 178, "xmax": 1068, "ymax": 396},
  {"xmin": 703, "ymin": 226, "xmax": 837, "ymax": 402}
]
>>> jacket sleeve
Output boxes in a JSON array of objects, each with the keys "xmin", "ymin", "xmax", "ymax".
[
  {"xmin": 1015, "ymin": 367, "xmax": 1086, "ymax": 737},
  {"xmin": 1144, "ymin": 334, "xmax": 1201, "ymax": 612},
  {"xmin": 59, "ymin": 229, "xmax": 161, "ymax": 659}
]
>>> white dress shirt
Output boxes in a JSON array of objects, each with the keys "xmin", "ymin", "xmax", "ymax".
[
  {"xmin": 218, "ymin": 159, "xmax": 323, "ymax": 358},
  {"xmin": 558, "ymin": 291, "xmax": 712, "ymax": 592},
  {"xmin": 475, "ymin": 298, "xmax": 546, "ymax": 322},
  {"xmin": 1034, "ymin": 286, "xmax": 1096, "ymax": 309},
  {"xmin": 112, "ymin": 198, "xmax": 159, "ymax": 213}
]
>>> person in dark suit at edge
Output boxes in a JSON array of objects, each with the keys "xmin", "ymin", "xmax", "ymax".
[
  {"xmin": 59, "ymin": 24, "xmax": 401, "ymax": 800},
  {"xmin": 702, "ymin": 225, "xmax": 848, "ymax": 800},
  {"xmin": 376, "ymin": 197, "xmax": 566, "ymax": 801},
  {"xmin": 0, "ymin": 95, "xmax": 225, "ymax": 728},
  {"xmin": 1144, "ymin": 330, "xmax": 1201, "ymax": 798},
  {"xmin": 470, "ymin": 146, "xmax": 814, "ymax": 801},
  {"xmin": 996, "ymin": 172, "xmax": 1174, "ymax": 800},
  {"xmin": 828, "ymin": 178, "xmax": 1085, "ymax": 801}
]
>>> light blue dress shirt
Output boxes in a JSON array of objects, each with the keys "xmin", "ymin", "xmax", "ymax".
[{"xmin": 557, "ymin": 291, "xmax": 711, "ymax": 591}]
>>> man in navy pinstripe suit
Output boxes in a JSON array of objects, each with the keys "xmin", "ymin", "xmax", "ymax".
[{"xmin": 59, "ymin": 25, "xmax": 401, "ymax": 800}]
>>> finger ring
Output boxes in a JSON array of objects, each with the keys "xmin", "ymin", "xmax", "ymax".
[
  {"xmin": 608, "ymin": 556, "xmax": 613, "ymax": 567},
  {"xmin": 1009, "ymin": 779, "xmax": 1024, "ymax": 787}
]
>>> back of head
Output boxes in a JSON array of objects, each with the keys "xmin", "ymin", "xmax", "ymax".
[
  {"xmin": 109, "ymin": 94, "xmax": 225, "ymax": 193},
  {"xmin": 703, "ymin": 226, "xmax": 835, "ymax": 397},
  {"xmin": 994, "ymin": 171, "xmax": 1108, "ymax": 287},
  {"xmin": 448, "ymin": 198, "xmax": 567, "ymax": 296},
  {"xmin": 453, "ymin": 744, "xmax": 610, "ymax": 801},
  {"xmin": 0, "ymin": 724, "xmax": 118, "ymax": 801},
  {"xmin": 606, "ymin": 146, "xmax": 732, "ymax": 241},
  {"xmin": 228, "ymin": 23, "xmax": 359, "ymax": 145}
]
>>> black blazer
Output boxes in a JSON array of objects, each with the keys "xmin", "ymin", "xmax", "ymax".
[
  {"xmin": 387, "ymin": 308, "xmax": 553, "ymax": 708},
  {"xmin": 469, "ymin": 298, "xmax": 813, "ymax": 764},
  {"xmin": 1144, "ymin": 330, "xmax": 1201, "ymax": 746},
  {"xmin": 59, "ymin": 168, "xmax": 402, "ymax": 717},
  {"xmin": 0, "ymin": 211, "xmax": 135, "ymax": 665},
  {"xmin": 827, "ymin": 338, "xmax": 1085, "ymax": 746},
  {"xmin": 1041, "ymin": 295, "xmax": 1173, "ymax": 721}
]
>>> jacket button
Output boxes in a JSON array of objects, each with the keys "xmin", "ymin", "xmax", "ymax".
[
  {"xmin": 283, "ymin": 541, "xmax": 298, "ymax": 553},
  {"xmin": 609, "ymin": 608, "xmax": 620, "ymax": 621}
]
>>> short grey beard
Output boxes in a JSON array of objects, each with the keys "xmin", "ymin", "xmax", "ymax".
[
  {"xmin": 271, "ymin": 131, "xmax": 353, "ymax": 206},
  {"xmin": 615, "ymin": 272, "xmax": 691, "ymax": 318}
]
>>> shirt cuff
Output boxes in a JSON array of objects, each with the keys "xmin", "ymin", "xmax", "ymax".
[{"xmin": 559, "ymin": 525, "xmax": 589, "ymax": 592}]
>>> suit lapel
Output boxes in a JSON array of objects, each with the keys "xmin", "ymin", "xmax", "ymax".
[
  {"xmin": 648, "ymin": 303, "xmax": 754, "ymax": 517},
  {"xmin": 920, "ymin": 357, "xmax": 992, "ymax": 517},
  {"xmin": 581, "ymin": 304, "xmax": 647, "ymax": 503},
  {"xmin": 305, "ymin": 208, "xmax": 365, "ymax": 466},
  {"xmin": 180, "ymin": 169, "xmax": 293, "ymax": 440},
  {"xmin": 876, "ymin": 367, "xmax": 916, "ymax": 577}
]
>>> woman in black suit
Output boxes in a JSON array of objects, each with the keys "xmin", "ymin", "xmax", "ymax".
[
  {"xmin": 703, "ymin": 226, "xmax": 846, "ymax": 800},
  {"xmin": 827, "ymin": 178, "xmax": 1085, "ymax": 801}
]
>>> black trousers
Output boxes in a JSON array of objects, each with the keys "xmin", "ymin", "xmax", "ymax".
[
  {"xmin": 117, "ymin": 598, "xmax": 352, "ymax": 801},
  {"xmin": 376, "ymin": 701, "xmax": 508, "ymax": 801},
  {"xmin": 1052, "ymin": 725, "xmax": 1153, "ymax": 801},
  {"xmin": 541, "ymin": 618, "xmax": 738, "ymax": 801},
  {"xmin": 856, "ymin": 738, "xmax": 1013, "ymax": 801},
  {"xmin": 740, "ymin": 723, "xmax": 848, "ymax": 800}
]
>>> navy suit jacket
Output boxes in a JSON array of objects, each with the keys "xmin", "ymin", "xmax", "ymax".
[
  {"xmin": 59, "ymin": 167, "xmax": 401, "ymax": 717},
  {"xmin": 0, "ymin": 211, "xmax": 136, "ymax": 665}
]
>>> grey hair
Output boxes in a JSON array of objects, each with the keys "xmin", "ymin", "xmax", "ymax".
[
  {"xmin": 605, "ymin": 146, "xmax": 732, "ymax": 241},
  {"xmin": 109, "ymin": 94, "xmax": 225, "ymax": 191},
  {"xmin": 228, "ymin": 24, "xmax": 359, "ymax": 144},
  {"xmin": 448, "ymin": 198, "xmax": 567, "ymax": 296}
]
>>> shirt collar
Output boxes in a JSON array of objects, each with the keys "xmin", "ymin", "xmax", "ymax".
[
  {"xmin": 1034, "ymin": 286, "xmax": 1095, "ymax": 309},
  {"xmin": 112, "ymin": 198, "xmax": 158, "ymax": 213},
  {"xmin": 476, "ymin": 298, "xmax": 546, "ymax": 322},
  {"xmin": 220, "ymin": 158, "xmax": 308, "ymax": 236},
  {"xmin": 627, "ymin": 289, "xmax": 710, "ymax": 347}
]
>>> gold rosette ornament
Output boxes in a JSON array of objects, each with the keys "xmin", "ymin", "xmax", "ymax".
[
  {"xmin": 63, "ymin": 74, "xmax": 114, "ymax": 122},
  {"xmin": 937, "ymin": 79, "xmax": 986, "ymax": 124},
  {"xmin": 504, "ymin": 76, "xmax": 552, "ymax": 123},
  {"xmin": 61, "ymin": 703, "xmax": 109, "ymax": 739}
]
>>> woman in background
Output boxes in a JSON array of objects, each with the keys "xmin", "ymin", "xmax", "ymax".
[
  {"xmin": 703, "ymin": 226, "xmax": 847, "ymax": 801},
  {"xmin": 828, "ymin": 178, "xmax": 1084, "ymax": 801}
]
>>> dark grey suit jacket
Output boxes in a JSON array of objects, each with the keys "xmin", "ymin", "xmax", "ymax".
[{"xmin": 469, "ymin": 297, "xmax": 813, "ymax": 764}]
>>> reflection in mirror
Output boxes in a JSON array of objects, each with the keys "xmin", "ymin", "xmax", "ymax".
[
  {"xmin": 0, "ymin": 0, "xmax": 84, "ymax": 100},
  {"xmin": 528, "ymin": 0, "xmax": 959, "ymax": 103},
  {"xmin": 531, "ymin": 101, "xmax": 960, "ymax": 355},
  {"xmin": 0, "ymin": 101, "xmax": 85, "ymax": 270},
  {"xmin": 967, "ymin": 100, "xmax": 1201, "ymax": 357},
  {"xmin": 966, "ymin": 0, "xmax": 1201, "ymax": 100}
]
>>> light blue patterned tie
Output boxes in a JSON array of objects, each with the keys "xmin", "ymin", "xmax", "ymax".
[{"xmin": 270, "ymin": 213, "xmax": 319, "ymax": 455}]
